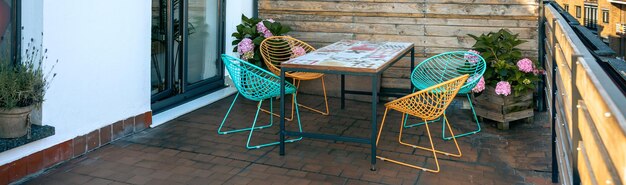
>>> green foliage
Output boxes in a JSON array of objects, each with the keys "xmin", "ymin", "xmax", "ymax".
[
  {"xmin": 0, "ymin": 39, "xmax": 56, "ymax": 110},
  {"xmin": 468, "ymin": 29, "xmax": 543, "ymax": 96},
  {"xmin": 231, "ymin": 14, "xmax": 292, "ymax": 66}
]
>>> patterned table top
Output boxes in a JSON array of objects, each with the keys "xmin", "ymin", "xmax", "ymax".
[{"xmin": 281, "ymin": 40, "xmax": 414, "ymax": 73}]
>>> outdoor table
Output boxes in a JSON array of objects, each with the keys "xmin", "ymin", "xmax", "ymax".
[{"xmin": 278, "ymin": 40, "xmax": 415, "ymax": 170}]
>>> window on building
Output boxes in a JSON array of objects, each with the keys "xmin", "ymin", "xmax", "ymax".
[
  {"xmin": 576, "ymin": 6, "xmax": 582, "ymax": 18},
  {"xmin": 0, "ymin": 0, "xmax": 16, "ymax": 62},
  {"xmin": 602, "ymin": 9, "xmax": 609, "ymax": 23},
  {"xmin": 564, "ymin": 4, "xmax": 570, "ymax": 12},
  {"xmin": 584, "ymin": 5, "xmax": 598, "ymax": 30}
]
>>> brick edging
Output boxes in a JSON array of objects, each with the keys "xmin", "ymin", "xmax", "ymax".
[{"xmin": 0, "ymin": 111, "xmax": 152, "ymax": 185}]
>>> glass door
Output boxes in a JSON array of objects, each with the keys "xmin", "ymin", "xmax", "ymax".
[
  {"xmin": 151, "ymin": 0, "xmax": 224, "ymax": 112},
  {"xmin": 185, "ymin": 0, "xmax": 222, "ymax": 89}
]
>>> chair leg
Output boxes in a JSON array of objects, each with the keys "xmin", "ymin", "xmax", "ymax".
[
  {"xmin": 375, "ymin": 108, "xmax": 390, "ymax": 146},
  {"xmin": 376, "ymin": 112, "xmax": 441, "ymax": 172},
  {"xmin": 218, "ymin": 93, "xmax": 273, "ymax": 135},
  {"xmin": 441, "ymin": 94, "xmax": 481, "ymax": 140},
  {"xmin": 399, "ymin": 114, "xmax": 462, "ymax": 158},
  {"xmin": 295, "ymin": 77, "xmax": 330, "ymax": 116},
  {"xmin": 260, "ymin": 93, "xmax": 295, "ymax": 121},
  {"xmin": 246, "ymin": 95, "xmax": 303, "ymax": 149}
]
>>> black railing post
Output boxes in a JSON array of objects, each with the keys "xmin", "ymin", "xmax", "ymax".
[
  {"xmin": 550, "ymin": 16, "xmax": 560, "ymax": 184},
  {"xmin": 538, "ymin": 0, "xmax": 547, "ymax": 112},
  {"xmin": 253, "ymin": 0, "xmax": 258, "ymax": 18}
]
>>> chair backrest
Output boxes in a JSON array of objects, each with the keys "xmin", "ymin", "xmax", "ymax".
[
  {"xmin": 221, "ymin": 54, "xmax": 293, "ymax": 101},
  {"xmin": 386, "ymin": 74, "xmax": 469, "ymax": 120},
  {"xmin": 259, "ymin": 36, "xmax": 316, "ymax": 76},
  {"xmin": 411, "ymin": 51, "xmax": 486, "ymax": 94}
]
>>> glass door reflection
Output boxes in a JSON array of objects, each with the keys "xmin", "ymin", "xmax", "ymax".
[
  {"xmin": 186, "ymin": 0, "xmax": 220, "ymax": 85},
  {"xmin": 151, "ymin": 0, "xmax": 224, "ymax": 112}
]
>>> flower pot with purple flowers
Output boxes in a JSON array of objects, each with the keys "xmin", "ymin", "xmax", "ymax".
[{"xmin": 468, "ymin": 29, "xmax": 545, "ymax": 130}]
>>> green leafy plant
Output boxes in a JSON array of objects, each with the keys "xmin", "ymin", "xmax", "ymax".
[
  {"xmin": 469, "ymin": 29, "xmax": 544, "ymax": 96},
  {"xmin": 231, "ymin": 14, "xmax": 292, "ymax": 66},
  {"xmin": 0, "ymin": 38, "xmax": 56, "ymax": 110}
]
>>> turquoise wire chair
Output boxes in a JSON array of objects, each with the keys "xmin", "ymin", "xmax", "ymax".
[
  {"xmin": 404, "ymin": 51, "xmax": 486, "ymax": 140},
  {"xmin": 219, "ymin": 54, "xmax": 303, "ymax": 149}
]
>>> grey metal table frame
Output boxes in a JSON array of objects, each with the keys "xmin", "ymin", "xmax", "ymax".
[{"xmin": 279, "ymin": 47, "xmax": 415, "ymax": 171}]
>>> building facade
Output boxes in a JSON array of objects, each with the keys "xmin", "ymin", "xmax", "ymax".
[
  {"xmin": 556, "ymin": 0, "xmax": 626, "ymax": 58},
  {"xmin": 0, "ymin": 0, "xmax": 252, "ymax": 183}
]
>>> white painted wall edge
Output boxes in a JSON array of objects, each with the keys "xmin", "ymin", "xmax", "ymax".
[{"xmin": 152, "ymin": 85, "xmax": 237, "ymax": 127}]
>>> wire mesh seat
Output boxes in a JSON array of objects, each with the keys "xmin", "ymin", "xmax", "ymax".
[
  {"xmin": 259, "ymin": 36, "xmax": 330, "ymax": 121},
  {"xmin": 405, "ymin": 51, "xmax": 486, "ymax": 140},
  {"xmin": 376, "ymin": 74, "xmax": 469, "ymax": 172},
  {"xmin": 219, "ymin": 54, "xmax": 302, "ymax": 149}
]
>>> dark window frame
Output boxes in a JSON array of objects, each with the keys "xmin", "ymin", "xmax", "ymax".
[
  {"xmin": 576, "ymin": 6, "xmax": 582, "ymax": 18},
  {"xmin": 2, "ymin": 0, "xmax": 20, "ymax": 64},
  {"xmin": 564, "ymin": 4, "xmax": 569, "ymax": 12},
  {"xmin": 584, "ymin": 5, "xmax": 598, "ymax": 30},
  {"xmin": 602, "ymin": 9, "xmax": 609, "ymax": 23},
  {"xmin": 9, "ymin": 0, "xmax": 22, "ymax": 64},
  {"xmin": 151, "ymin": 0, "xmax": 228, "ymax": 113}
]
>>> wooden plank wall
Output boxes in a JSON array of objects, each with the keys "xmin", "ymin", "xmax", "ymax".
[{"xmin": 258, "ymin": 0, "xmax": 539, "ymax": 89}]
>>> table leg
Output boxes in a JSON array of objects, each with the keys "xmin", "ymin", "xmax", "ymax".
[
  {"xmin": 280, "ymin": 70, "xmax": 286, "ymax": 156},
  {"xmin": 341, "ymin": 74, "xmax": 345, "ymax": 109},
  {"xmin": 370, "ymin": 74, "xmax": 378, "ymax": 171},
  {"xmin": 410, "ymin": 47, "xmax": 415, "ymax": 91}
]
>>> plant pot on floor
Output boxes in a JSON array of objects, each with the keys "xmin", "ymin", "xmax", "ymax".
[
  {"xmin": 0, "ymin": 106, "xmax": 32, "ymax": 138},
  {"xmin": 473, "ymin": 86, "xmax": 534, "ymax": 130}
]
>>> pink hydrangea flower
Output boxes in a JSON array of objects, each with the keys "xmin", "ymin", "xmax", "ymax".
[
  {"xmin": 517, "ymin": 58, "xmax": 534, "ymax": 73},
  {"xmin": 471, "ymin": 76, "xmax": 485, "ymax": 93},
  {"xmin": 237, "ymin": 38, "xmax": 254, "ymax": 55},
  {"xmin": 495, "ymin": 81, "xmax": 512, "ymax": 96},
  {"xmin": 464, "ymin": 50, "xmax": 481, "ymax": 64},
  {"xmin": 291, "ymin": 46, "xmax": 306, "ymax": 58},
  {"xmin": 257, "ymin": 21, "xmax": 273, "ymax": 38}
]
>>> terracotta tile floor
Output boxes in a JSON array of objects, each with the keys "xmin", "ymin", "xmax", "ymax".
[{"xmin": 23, "ymin": 94, "xmax": 555, "ymax": 185}]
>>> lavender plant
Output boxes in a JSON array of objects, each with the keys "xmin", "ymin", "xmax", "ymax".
[{"xmin": 0, "ymin": 38, "xmax": 56, "ymax": 109}]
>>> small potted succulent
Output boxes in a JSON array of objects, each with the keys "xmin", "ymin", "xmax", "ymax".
[
  {"xmin": 231, "ymin": 14, "xmax": 292, "ymax": 67},
  {"xmin": 0, "ymin": 39, "xmax": 56, "ymax": 138},
  {"xmin": 468, "ymin": 29, "xmax": 545, "ymax": 130}
]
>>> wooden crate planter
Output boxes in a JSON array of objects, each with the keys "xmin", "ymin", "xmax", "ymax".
[{"xmin": 473, "ymin": 86, "xmax": 534, "ymax": 130}]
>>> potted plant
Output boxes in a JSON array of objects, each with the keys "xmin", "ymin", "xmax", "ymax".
[
  {"xmin": 0, "ymin": 40, "xmax": 55, "ymax": 138},
  {"xmin": 468, "ymin": 29, "xmax": 544, "ymax": 130},
  {"xmin": 231, "ymin": 14, "xmax": 292, "ymax": 67}
]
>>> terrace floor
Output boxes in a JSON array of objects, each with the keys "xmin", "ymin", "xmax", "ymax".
[{"xmin": 23, "ymin": 94, "xmax": 555, "ymax": 185}]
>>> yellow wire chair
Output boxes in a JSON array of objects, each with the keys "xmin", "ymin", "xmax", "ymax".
[
  {"xmin": 259, "ymin": 36, "xmax": 329, "ymax": 121},
  {"xmin": 376, "ymin": 74, "xmax": 469, "ymax": 172}
]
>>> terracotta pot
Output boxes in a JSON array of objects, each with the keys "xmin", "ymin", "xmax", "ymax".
[
  {"xmin": 0, "ymin": 0, "xmax": 10, "ymax": 38},
  {"xmin": 0, "ymin": 106, "xmax": 33, "ymax": 138}
]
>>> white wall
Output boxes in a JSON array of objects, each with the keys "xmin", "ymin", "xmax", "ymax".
[
  {"xmin": 0, "ymin": 0, "xmax": 151, "ymax": 165},
  {"xmin": 225, "ymin": 0, "xmax": 254, "ymax": 57},
  {"xmin": 0, "ymin": 0, "xmax": 251, "ymax": 166},
  {"xmin": 20, "ymin": 0, "xmax": 43, "ymax": 46}
]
